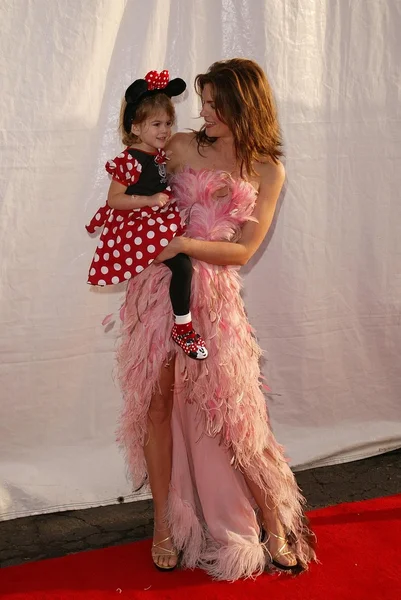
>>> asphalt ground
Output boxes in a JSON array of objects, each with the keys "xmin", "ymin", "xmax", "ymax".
[{"xmin": 1, "ymin": 449, "xmax": 400, "ymax": 568}]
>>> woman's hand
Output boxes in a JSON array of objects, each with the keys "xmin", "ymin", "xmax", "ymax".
[{"xmin": 154, "ymin": 236, "xmax": 186, "ymax": 262}]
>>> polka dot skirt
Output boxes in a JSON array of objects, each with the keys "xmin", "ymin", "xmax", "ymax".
[{"xmin": 86, "ymin": 203, "xmax": 184, "ymax": 286}]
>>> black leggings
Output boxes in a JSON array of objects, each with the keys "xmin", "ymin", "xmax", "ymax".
[{"xmin": 163, "ymin": 253, "xmax": 192, "ymax": 317}]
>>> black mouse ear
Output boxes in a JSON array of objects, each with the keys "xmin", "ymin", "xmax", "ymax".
[
  {"xmin": 125, "ymin": 79, "xmax": 149, "ymax": 104},
  {"xmin": 164, "ymin": 78, "xmax": 186, "ymax": 98}
]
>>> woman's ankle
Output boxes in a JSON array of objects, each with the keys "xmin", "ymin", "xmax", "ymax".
[
  {"xmin": 153, "ymin": 510, "xmax": 169, "ymax": 530},
  {"xmin": 262, "ymin": 511, "xmax": 284, "ymax": 534}
]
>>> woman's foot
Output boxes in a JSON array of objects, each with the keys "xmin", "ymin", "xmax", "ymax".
[
  {"xmin": 262, "ymin": 516, "xmax": 299, "ymax": 571},
  {"xmin": 151, "ymin": 524, "xmax": 179, "ymax": 571}
]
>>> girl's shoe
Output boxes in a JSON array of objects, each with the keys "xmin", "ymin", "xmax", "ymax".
[{"xmin": 171, "ymin": 324, "xmax": 208, "ymax": 360}]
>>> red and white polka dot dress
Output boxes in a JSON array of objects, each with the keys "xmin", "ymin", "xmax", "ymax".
[{"xmin": 86, "ymin": 149, "xmax": 184, "ymax": 286}]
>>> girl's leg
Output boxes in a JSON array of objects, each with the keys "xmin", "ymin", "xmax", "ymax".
[
  {"xmin": 144, "ymin": 356, "xmax": 177, "ymax": 569},
  {"xmin": 164, "ymin": 253, "xmax": 208, "ymax": 360},
  {"xmin": 163, "ymin": 253, "xmax": 192, "ymax": 317},
  {"xmin": 243, "ymin": 473, "xmax": 298, "ymax": 568}
]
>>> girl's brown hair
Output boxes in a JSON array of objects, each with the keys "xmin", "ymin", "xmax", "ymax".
[
  {"xmin": 119, "ymin": 94, "xmax": 175, "ymax": 146},
  {"xmin": 194, "ymin": 58, "xmax": 283, "ymax": 176}
]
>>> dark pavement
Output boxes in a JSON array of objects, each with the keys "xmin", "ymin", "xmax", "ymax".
[{"xmin": 0, "ymin": 449, "xmax": 400, "ymax": 569}]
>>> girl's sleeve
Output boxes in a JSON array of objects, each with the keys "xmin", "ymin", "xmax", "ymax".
[{"xmin": 105, "ymin": 150, "xmax": 142, "ymax": 186}]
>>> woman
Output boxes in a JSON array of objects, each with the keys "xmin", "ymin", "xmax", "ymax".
[{"xmin": 117, "ymin": 58, "xmax": 316, "ymax": 579}]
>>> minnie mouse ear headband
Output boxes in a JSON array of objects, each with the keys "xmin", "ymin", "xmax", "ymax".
[{"xmin": 123, "ymin": 70, "xmax": 186, "ymax": 133}]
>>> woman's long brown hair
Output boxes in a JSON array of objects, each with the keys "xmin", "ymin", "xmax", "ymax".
[{"xmin": 194, "ymin": 58, "xmax": 283, "ymax": 176}]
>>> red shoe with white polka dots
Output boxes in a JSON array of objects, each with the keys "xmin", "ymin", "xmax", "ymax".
[{"xmin": 171, "ymin": 325, "xmax": 208, "ymax": 360}]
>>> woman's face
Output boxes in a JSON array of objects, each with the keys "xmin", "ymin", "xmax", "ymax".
[{"xmin": 200, "ymin": 83, "xmax": 232, "ymax": 139}]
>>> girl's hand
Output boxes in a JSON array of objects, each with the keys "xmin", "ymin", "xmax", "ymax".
[
  {"xmin": 154, "ymin": 236, "xmax": 186, "ymax": 262},
  {"xmin": 149, "ymin": 192, "xmax": 170, "ymax": 208}
]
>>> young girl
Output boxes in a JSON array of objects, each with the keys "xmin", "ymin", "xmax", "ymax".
[{"xmin": 86, "ymin": 70, "xmax": 208, "ymax": 360}]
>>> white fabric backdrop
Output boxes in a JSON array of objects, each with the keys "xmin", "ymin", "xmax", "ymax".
[{"xmin": 1, "ymin": 0, "xmax": 400, "ymax": 520}]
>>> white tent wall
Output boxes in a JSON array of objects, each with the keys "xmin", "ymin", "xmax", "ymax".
[{"xmin": 0, "ymin": 0, "xmax": 400, "ymax": 520}]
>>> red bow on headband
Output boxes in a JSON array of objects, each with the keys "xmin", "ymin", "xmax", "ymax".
[{"xmin": 145, "ymin": 70, "xmax": 170, "ymax": 90}]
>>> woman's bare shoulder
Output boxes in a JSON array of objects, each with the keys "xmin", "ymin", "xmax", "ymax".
[
  {"xmin": 256, "ymin": 158, "xmax": 285, "ymax": 185},
  {"xmin": 167, "ymin": 131, "xmax": 197, "ymax": 153},
  {"xmin": 166, "ymin": 132, "xmax": 198, "ymax": 172}
]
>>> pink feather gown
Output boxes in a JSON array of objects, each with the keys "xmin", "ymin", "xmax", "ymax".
[{"xmin": 116, "ymin": 168, "xmax": 316, "ymax": 580}]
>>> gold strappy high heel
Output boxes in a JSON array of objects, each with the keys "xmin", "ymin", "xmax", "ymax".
[
  {"xmin": 263, "ymin": 528, "xmax": 301, "ymax": 573},
  {"xmin": 151, "ymin": 527, "xmax": 179, "ymax": 572}
]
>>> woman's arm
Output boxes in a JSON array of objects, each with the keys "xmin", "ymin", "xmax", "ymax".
[
  {"xmin": 157, "ymin": 160, "xmax": 285, "ymax": 265},
  {"xmin": 107, "ymin": 180, "xmax": 170, "ymax": 210}
]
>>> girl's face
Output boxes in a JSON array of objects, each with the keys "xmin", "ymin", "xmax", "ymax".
[
  {"xmin": 132, "ymin": 110, "xmax": 173, "ymax": 151},
  {"xmin": 200, "ymin": 83, "xmax": 232, "ymax": 139}
]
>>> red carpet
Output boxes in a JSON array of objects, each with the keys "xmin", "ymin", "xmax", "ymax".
[{"xmin": 1, "ymin": 494, "xmax": 400, "ymax": 600}]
